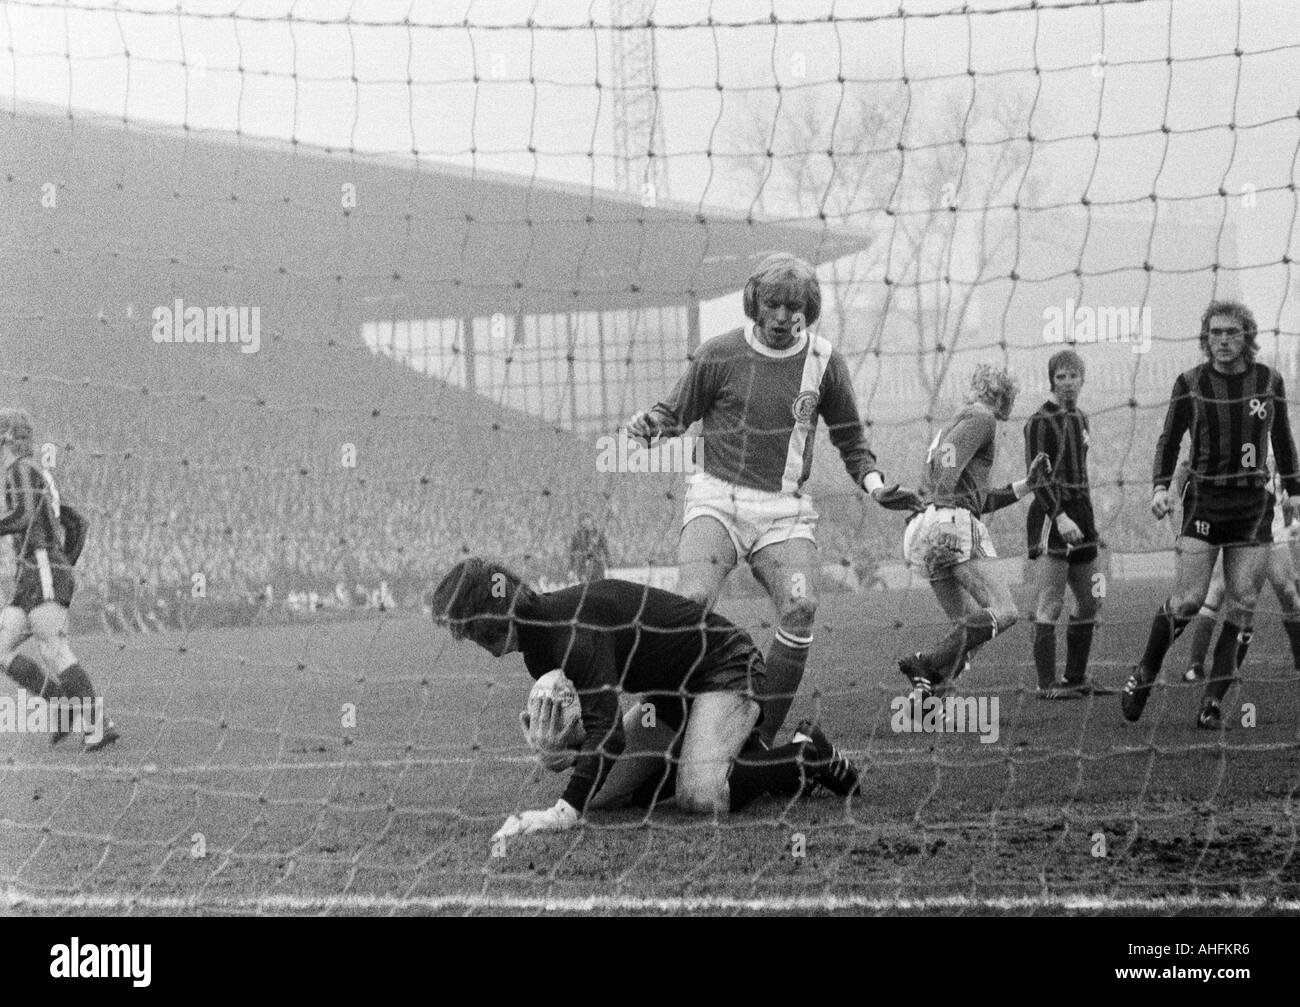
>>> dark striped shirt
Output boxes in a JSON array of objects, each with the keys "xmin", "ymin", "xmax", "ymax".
[
  {"xmin": 1024, "ymin": 400, "xmax": 1091, "ymax": 518},
  {"xmin": 0, "ymin": 457, "xmax": 67, "ymax": 564},
  {"xmin": 1153, "ymin": 362, "xmax": 1300, "ymax": 495}
]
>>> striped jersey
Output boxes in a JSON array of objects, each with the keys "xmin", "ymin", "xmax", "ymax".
[
  {"xmin": 919, "ymin": 402, "xmax": 1000, "ymax": 513},
  {"xmin": 1024, "ymin": 399, "xmax": 1091, "ymax": 517},
  {"xmin": 1153, "ymin": 362, "xmax": 1300, "ymax": 495},
  {"xmin": 649, "ymin": 326, "xmax": 878, "ymax": 494},
  {"xmin": 0, "ymin": 457, "xmax": 67, "ymax": 563}
]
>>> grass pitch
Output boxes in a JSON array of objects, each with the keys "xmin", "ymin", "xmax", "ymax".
[{"xmin": 3, "ymin": 578, "xmax": 1298, "ymax": 916}]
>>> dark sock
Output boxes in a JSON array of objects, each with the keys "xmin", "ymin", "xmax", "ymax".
[
  {"xmin": 56, "ymin": 662, "xmax": 95, "ymax": 702},
  {"xmin": 1064, "ymin": 615, "xmax": 1096, "ymax": 684},
  {"xmin": 728, "ymin": 741, "xmax": 810, "ymax": 811},
  {"xmin": 1186, "ymin": 614, "xmax": 1217, "ymax": 672},
  {"xmin": 4, "ymin": 654, "xmax": 54, "ymax": 696},
  {"xmin": 1283, "ymin": 619, "xmax": 1300, "ymax": 670},
  {"xmin": 627, "ymin": 764, "xmax": 678, "ymax": 810},
  {"xmin": 1032, "ymin": 622, "xmax": 1057, "ymax": 688},
  {"xmin": 1205, "ymin": 622, "xmax": 1249, "ymax": 704},
  {"xmin": 927, "ymin": 610, "xmax": 998, "ymax": 680},
  {"xmin": 758, "ymin": 630, "xmax": 811, "ymax": 746},
  {"xmin": 1138, "ymin": 601, "xmax": 1192, "ymax": 676}
]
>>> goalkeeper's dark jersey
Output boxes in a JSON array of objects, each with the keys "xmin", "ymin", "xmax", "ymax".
[{"xmin": 514, "ymin": 579, "xmax": 762, "ymax": 810}]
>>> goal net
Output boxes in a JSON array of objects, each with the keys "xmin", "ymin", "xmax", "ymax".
[{"xmin": 1, "ymin": 0, "xmax": 1297, "ymax": 915}]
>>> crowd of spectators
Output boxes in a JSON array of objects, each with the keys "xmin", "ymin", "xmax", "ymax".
[
  {"xmin": 29, "ymin": 449, "xmax": 1174, "ymax": 635},
  {"xmin": 3, "ymin": 390, "xmax": 1175, "ymax": 636}
]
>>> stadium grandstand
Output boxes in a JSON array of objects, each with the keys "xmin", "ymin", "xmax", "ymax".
[{"xmin": 1, "ymin": 100, "xmax": 871, "ymax": 630}]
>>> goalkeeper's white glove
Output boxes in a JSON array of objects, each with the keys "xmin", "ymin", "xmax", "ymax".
[{"xmin": 492, "ymin": 799, "xmax": 579, "ymax": 842}]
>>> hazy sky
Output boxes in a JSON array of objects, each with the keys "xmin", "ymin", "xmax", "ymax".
[{"xmin": 4, "ymin": 0, "xmax": 1298, "ymax": 328}]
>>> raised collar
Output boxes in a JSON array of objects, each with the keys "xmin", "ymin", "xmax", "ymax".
[{"xmin": 745, "ymin": 323, "xmax": 809, "ymax": 359}]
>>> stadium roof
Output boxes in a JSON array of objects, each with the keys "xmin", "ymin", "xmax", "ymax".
[{"xmin": 3, "ymin": 100, "xmax": 873, "ymax": 325}]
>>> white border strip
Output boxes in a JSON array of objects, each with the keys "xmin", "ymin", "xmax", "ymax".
[{"xmin": 5, "ymin": 891, "xmax": 1298, "ymax": 913}]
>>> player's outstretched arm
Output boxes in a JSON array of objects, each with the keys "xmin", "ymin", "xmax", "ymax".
[
  {"xmin": 871, "ymin": 482, "xmax": 924, "ymax": 513},
  {"xmin": 1269, "ymin": 373, "xmax": 1300, "ymax": 525},
  {"xmin": 627, "ymin": 350, "xmax": 715, "ymax": 445},
  {"xmin": 1152, "ymin": 374, "xmax": 1193, "ymax": 495},
  {"xmin": 981, "ymin": 452, "xmax": 1052, "ymax": 515}
]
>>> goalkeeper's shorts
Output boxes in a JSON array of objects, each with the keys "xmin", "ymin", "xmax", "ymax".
[
  {"xmin": 682, "ymin": 471, "xmax": 817, "ymax": 561},
  {"xmin": 642, "ymin": 635, "xmax": 767, "ymax": 734},
  {"xmin": 903, "ymin": 505, "xmax": 995, "ymax": 580}
]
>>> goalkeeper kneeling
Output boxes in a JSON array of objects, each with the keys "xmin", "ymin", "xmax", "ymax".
[{"xmin": 430, "ymin": 558, "xmax": 862, "ymax": 843}]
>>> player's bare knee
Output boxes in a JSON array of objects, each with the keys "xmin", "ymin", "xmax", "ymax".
[
  {"xmin": 994, "ymin": 604, "xmax": 1017, "ymax": 632},
  {"xmin": 1035, "ymin": 598, "xmax": 1064, "ymax": 623},
  {"xmin": 1230, "ymin": 590, "xmax": 1260, "ymax": 615},
  {"xmin": 683, "ymin": 588, "xmax": 715, "ymax": 611},
  {"xmin": 676, "ymin": 776, "xmax": 729, "ymax": 815}
]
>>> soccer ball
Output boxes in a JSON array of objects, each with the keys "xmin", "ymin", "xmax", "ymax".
[{"xmin": 522, "ymin": 669, "xmax": 585, "ymax": 751}]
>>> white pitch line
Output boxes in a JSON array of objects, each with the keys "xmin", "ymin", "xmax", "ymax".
[
  {"xmin": 4, "ymin": 890, "xmax": 1298, "ymax": 913},
  {"xmin": 0, "ymin": 743, "xmax": 1206, "ymax": 774}
]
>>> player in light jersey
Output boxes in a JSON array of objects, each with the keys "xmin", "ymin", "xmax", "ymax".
[
  {"xmin": 1175, "ymin": 454, "xmax": 1300, "ymax": 681},
  {"xmin": 627, "ymin": 253, "xmax": 916, "ymax": 750},
  {"xmin": 898, "ymin": 365, "xmax": 1050, "ymax": 697}
]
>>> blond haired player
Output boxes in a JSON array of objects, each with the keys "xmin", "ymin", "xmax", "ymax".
[
  {"xmin": 627, "ymin": 253, "xmax": 916, "ymax": 751},
  {"xmin": 898, "ymin": 365, "xmax": 1051, "ymax": 697}
]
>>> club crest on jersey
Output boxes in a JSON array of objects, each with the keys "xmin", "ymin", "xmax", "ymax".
[
  {"xmin": 791, "ymin": 390, "xmax": 819, "ymax": 425},
  {"xmin": 1249, "ymin": 398, "xmax": 1266, "ymax": 419}
]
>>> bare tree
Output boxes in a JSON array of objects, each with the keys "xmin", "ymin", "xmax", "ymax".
[{"xmin": 735, "ymin": 81, "xmax": 1048, "ymax": 405}]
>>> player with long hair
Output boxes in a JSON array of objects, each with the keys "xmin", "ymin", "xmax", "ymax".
[
  {"xmin": 627, "ymin": 253, "xmax": 916, "ymax": 750},
  {"xmin": 1122, "ymin": 301, "xmax": 1300, "ymax": 729}
]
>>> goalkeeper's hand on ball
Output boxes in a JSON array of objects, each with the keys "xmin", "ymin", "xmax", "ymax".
[
  {"xmin": 492, "ymin": 799, "xmax": 580, "ymax": 842},
  {"xmin": 519, "ymin": 673, "xmax": 585, "ymax": 772}
]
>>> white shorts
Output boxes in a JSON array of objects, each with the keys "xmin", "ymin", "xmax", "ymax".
[
  {"xmin": 682, "ymin": 472, "xmax": 818, "ymax": 560},
  {"xmin": 903, "ymin": 505, "xmax": 996, "ymax": 580}
]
